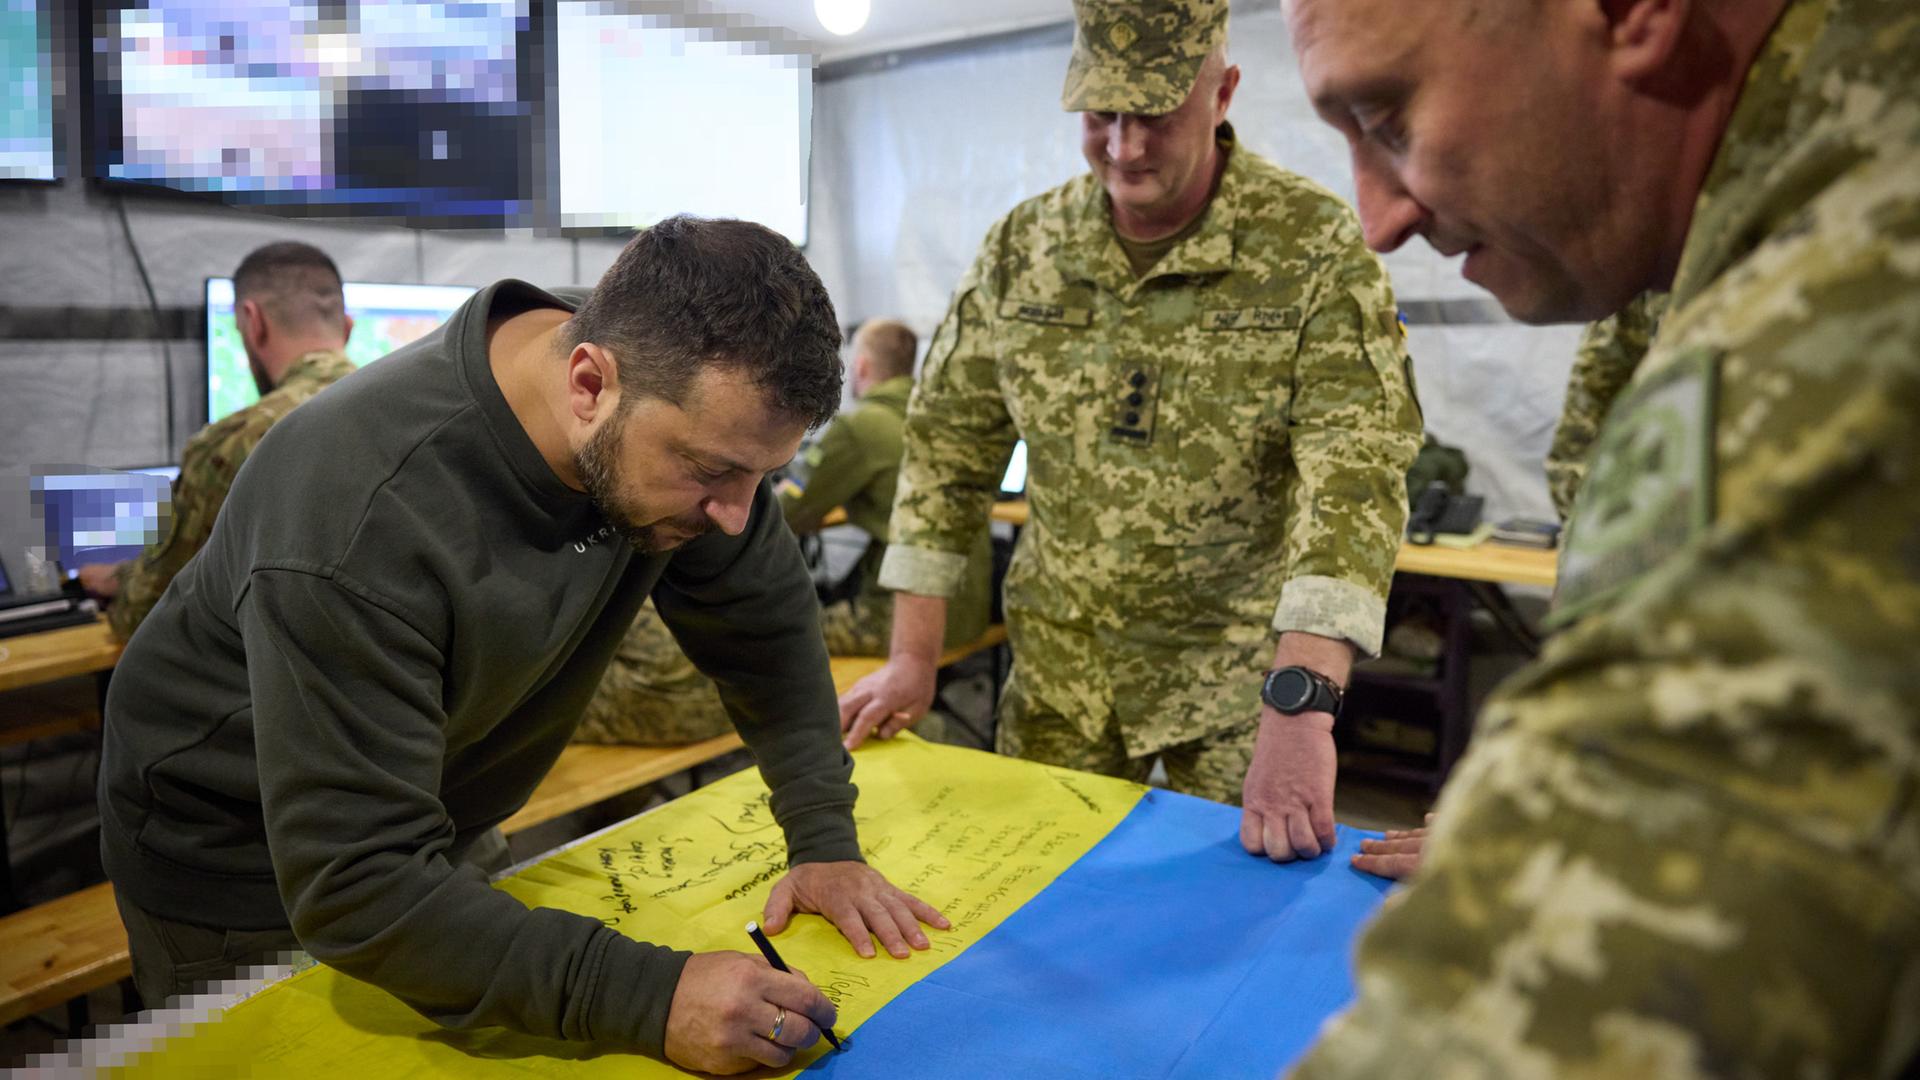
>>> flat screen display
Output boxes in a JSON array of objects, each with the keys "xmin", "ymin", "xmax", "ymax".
[
  {"xmin": 91, "ymin": 0, "xmax": 534, "ymax": 225},
  {"xmin": 554, "ymin": 4, "xmax": 810, "ymax": 242},
  {"xmin": 204, "ymin": 276, "xmax": 475, "ymax": 424},
  {"xmin": 1, "ymin": 0, "xmax": 58, "ymax": 181}
]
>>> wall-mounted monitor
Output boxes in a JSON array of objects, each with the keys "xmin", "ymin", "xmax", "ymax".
[
  {"xmin": 204, "ymin": 276, "xmax": 476, "ymax": 424},
  {"xmin": 553, "ymin": 4, "xmax": 811, "ymax": 243},
  {"xmin": 2, "ymin": 0, "xmax": 59, "ymax": 181},
  {"xmin": 91, "ymin": 0, "xmax": 534, "ymax": 226}
]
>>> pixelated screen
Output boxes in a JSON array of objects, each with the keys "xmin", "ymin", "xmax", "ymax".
[
  {"xmin": 30, "ymin": 469, "xmax": 173, "ymax": 571},
  {"xmin": 555, "ymin": 3, "xmax": 810, "ymax": 242},
  {"xmin": 1, "ymin": 0, "xmax": 57, "ymax": 180},
  {"xmin": 205, "ymin": 276, "xmax": 475, "ymax": 423},
  {"xmin": 91, "ymin": 0, "xmax": 534, "ymax": 224}
]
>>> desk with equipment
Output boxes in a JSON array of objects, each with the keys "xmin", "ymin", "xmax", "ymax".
[{"xmin": 59, "ymin": 737, "xmax": 1390, "ymax": 1078}]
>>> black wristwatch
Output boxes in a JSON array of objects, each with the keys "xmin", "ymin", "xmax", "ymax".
[{"xmin": 1260, "ymin": 666, "xmax": 1344, "ymax": 718}]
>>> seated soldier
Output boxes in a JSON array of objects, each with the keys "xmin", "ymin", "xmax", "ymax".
[
  {"xmin": 779, "ymin": 319, "xmax": 993, "ymax": 656},
  {"xmin": 575, "ymin": 319, "xmax": 995, "ymax": 747},
  {"xmin": 78, "ymin": 242, "xmax": 356, "ymax": 639},
  {"xmin": 571, "ymin": 597, "xmax": 733, "ymax": 745}
]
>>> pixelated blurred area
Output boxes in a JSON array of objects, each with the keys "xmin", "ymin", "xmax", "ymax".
[
  {"xmin": 24, "ymin": 466, "xmax": 172, "ymax": 573},
  {"xmin": 90, "ymin": 0, "xmax": 537, "ymax": 226},
  {"xmin": 1, "ymin": 0, "xmax": 60, "ymax": 180}
]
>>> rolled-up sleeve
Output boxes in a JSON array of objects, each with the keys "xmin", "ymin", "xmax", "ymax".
[{"xmin": 1277, "ymin": 219, "xmax": 1424, "ymax": 657}]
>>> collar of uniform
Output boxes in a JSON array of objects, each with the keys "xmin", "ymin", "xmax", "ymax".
[
  {"xmin": 1667, "ymin": 0, "xmax": 1833, "ymax": 310},
  {"xmin": 278, "ymin": 349, "xmax": 356, "ymax": 393},
  {"xmin": 862, "ymin": 374, "xmax": 915, "ymax": 406},
  {"xmin": 1066, "ymin": 121, "xmax": 1242, "ymax": 297}
]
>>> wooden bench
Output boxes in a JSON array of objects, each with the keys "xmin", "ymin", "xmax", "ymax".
[{"xmin": 0, "ymin": 882, "xmax": 128, "ymax": 1029}]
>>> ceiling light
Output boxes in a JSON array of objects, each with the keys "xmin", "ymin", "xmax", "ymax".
[{"xmin": 814, "ymin": 0, "xmax": 870, "ymax": 36}]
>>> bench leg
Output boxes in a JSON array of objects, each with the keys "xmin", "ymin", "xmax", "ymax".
[{"xmin": 67, "ymin": 992, "xmax": 91, "ymax": 1035}]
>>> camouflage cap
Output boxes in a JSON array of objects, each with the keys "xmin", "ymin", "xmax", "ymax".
[{"xmin": 1061, "ymin": 0, "xmax": 1228, "ymax": 115}]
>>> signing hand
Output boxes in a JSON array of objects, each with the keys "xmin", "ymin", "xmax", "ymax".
[
  {"xmin": 1240, "ymin": 710, "xmax": 1338, "ymax": 862},
  {"xmin": 763, "ymin": 860, "xmax": 950, "ymax": 960},
  {"xmin": 836, "ymin": 657, "xmax": 937, "ymax": 751},
  {"xmin": 663, "ymin": 951, "xmax": 835, "ymax": 1074},
  {"xmin": 1352, "ymin": 813, "xmax": 1433, "ymax": 880}
]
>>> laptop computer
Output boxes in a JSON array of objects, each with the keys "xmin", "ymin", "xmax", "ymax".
[{"xmin": 0, "ymin": 550, "xmax": 94, "ymax": 638}]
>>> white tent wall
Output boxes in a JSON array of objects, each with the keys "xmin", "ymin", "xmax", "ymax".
[{"xmin": 808, "ymin": 3, "xmax": 1585, "ymax": 525}]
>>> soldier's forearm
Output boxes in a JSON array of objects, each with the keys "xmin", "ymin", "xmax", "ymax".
[
  {"xmin": 888, "ymin": 592, "xmax": 948, "ymax": 668},
  {"xmin": 1272, "ymin": 631, "xmax": 1356, "ymax": 688}
]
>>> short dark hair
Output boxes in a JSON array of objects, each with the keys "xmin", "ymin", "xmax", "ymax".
[
  {"xmin": 232, "ymin": 241, "xmax": 346, "ymax": 332},
  {"xmin": 856, "ymin": 319, "xmax": 919, "ymax": 380},
  {"xmin": 567, "ymin": 216, "xmax": 843, "ymax": 428}
]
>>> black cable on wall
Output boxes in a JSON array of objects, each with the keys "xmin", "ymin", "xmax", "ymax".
[{"xmin": 113, "ymin": 196, "xmax": 177, "ymax": 454}]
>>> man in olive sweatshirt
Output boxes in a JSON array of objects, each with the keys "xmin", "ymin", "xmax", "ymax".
[{"xmin": 98, "ymin": 216, "xmax": 946, "ymax": 1075}]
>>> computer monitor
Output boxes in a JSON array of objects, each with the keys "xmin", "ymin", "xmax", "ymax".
[
  {"xmin": 90, "ymin": 0, "xmax": 533, "ymax": 225},
  {"xmin": 1, "ymin": 0, "xmax": 59, "ymax": 181},
  {"xmin": 204, "ymin": 277, "xmax": 476, "ymax": 424},
  {"xmin": 552, "ymin": 7, "xmax": 811, "ymax": 243},
  {"xmin": 28, "ymin": 468, "xmax": 172, "ymax": 573},
  {"xmin": 999, "ymin": 440, "xmax": 1028, "ymax": 499}
]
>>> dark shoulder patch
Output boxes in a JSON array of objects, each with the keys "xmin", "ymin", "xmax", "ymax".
[{"xmin": 1550, "ymin": 347, "xmax": 1720, "ymax": 627}]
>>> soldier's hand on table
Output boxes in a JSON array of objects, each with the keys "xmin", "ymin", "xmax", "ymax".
[
  {"xmin": 763, "ymin": 860, "xmax": 951, "ymax": 960},
  {"xmin": 1352, "ymin": 813, "xmax": 1432, "ymax": 880},
  {"xmin": 1240, "ymin": 709, "xmax": 1339, "ymax": 862},
  {"xmin": 837, "ymin": 658, "xmax": 937, "ymax": 750},
  {"xmin": 663, "ymin": 950, "xmax": 835, "ymax": 1074}
]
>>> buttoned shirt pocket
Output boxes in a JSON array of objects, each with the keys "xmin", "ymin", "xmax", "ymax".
[{"xmin": 1140, "ymin": 313, "xmax": 1297, "ymax": 546}]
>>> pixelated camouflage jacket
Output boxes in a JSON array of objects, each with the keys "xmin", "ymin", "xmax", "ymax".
[
  {"xmin": 1545, "ymin": 291, "xmax": 1669, "ymax": 523},
  {"xmin": 1295, "ymin": 1, "xmax": 1920, "ymax": 1076},
  {"xmin": 881, "ymin": 127, "xmax": 1422, "ymax": 757},
  {"xmin": 109, "ymin": 350, "xmax": 353, "ymax": 640}
]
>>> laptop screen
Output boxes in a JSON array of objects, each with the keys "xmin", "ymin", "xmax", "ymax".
[{"xmin": 29, "ymin": 469, "xmax": 172, "ymax": 573}]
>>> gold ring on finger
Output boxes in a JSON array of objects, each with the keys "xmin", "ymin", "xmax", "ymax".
[{"xmin": 766, "ymin": 1006, "xmax": 786, "ymax": 1043}]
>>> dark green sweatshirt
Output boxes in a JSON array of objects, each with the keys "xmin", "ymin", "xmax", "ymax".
[{"xmin": 98, "ymin": 280, "xmax": 861, "ymax": 1056}]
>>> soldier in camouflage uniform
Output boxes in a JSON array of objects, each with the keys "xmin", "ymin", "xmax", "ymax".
[
  {"xmin": 1544, "ymin": 291, "xmax": 1668, "ymax": 522},
  {"xmin": 78, "ymin": 242, "xmax": 354, "ymax": 640},
  {"xmin": 839, "ymin": 0, "xmax": 1423, "ymax": 866},
  {"xmin": 575, "ymin": 321, "xmax": 995, "ymax": 745},
  {"xmin": 570, "ymin": 598, "xmax": 735, "ymax": 745},
  {"xmin": 1290, "ymin": 0, "xmax": 1918, "ymax": 1073},
  {"xmin": 780, "ymin": 319, "xmax": 994, "ymax": 657}
]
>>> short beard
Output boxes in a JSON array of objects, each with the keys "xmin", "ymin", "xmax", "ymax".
[{"xmin": 573, "ymin": 413, "xmax": 679, "ymax": 552}]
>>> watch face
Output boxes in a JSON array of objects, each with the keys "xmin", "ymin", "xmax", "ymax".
[{"xmin": 1268, "ymin": 669, "xmax": 1311, "ymax": 712}]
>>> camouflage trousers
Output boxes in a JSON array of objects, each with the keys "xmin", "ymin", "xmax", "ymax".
[
  {"xmin": 573, "ymin": 600, "xmax": 734, "ymax": 746},
  {"xmin": 995, "ymin": 669, "xmax": 1255, "ymax": 805},
  {"xmin": 819, "ymin": 591, "xmax": 892, "ymax": 657}
]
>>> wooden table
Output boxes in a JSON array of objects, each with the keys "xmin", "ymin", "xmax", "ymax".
[
  {"xmin": 0, "ymin": 616, "xmax": 123, "ymax": 694},
  {"xmin": 816, "ymin": 501, "xmax": 1030, "ymax": 530},
  {"xmin": 1393, "ymin": 540, "xmax": 1558, "ymax": 588}
]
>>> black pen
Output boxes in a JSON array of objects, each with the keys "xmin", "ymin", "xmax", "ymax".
[{"xmin": 745, "ymin": 920, "xmax": 846, "ymax": 1052}]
